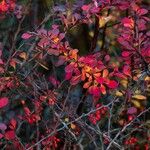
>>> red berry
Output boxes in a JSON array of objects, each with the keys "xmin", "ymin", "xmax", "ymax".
[{"xmin": 128, "ymin": 115, "xmax": 134, "ymax": 121}]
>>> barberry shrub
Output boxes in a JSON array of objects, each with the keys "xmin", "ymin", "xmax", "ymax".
[{"xmin": 0, "ymin": 0, "xmax": 150, "ymax": 149}]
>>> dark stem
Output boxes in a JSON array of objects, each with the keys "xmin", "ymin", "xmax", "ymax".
[
  {"xmin": 134, "ymin": 13, "xmax": 149, "ymax": 72},
  {"xmin": 90, "ymin": 16, "xmax": 100, "ymax": 52},
  {"xmin": 101, "ymin": 9, "xmax": 111, "ymax": 50}
]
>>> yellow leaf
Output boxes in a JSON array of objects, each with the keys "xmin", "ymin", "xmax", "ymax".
[
  {"xmin": 145, "ymin": 76, "xmax": 150, "ymax": 81},
  {"xmin": 132, "ymin": 95, "xmax": 147, "ymax": 100},
  {"xmin": 115, "ymin": 91, "xmax": 123, "ymax": 97},
  {"xmin": 135, "ymin": 90, "xmax": 140, "ymax": 94},
  {"xmin": 131, "ymin": 100, "xmax": 141, "ymax": 108},
  {"xmin": 89, "ymin": 31, "xmax": 94, "ymax": 37},
  {"xmin": 84, "ymin": 66, "xmax": 92, "ymax": 73},
  {"xmin": 64, "ymin": 118, "xmax": 69, "ymax": 122},
  {"xmin": 99, "ymin": 16, "xmax": 112, "ymax": 28},
  {"xmin": 120, "ymin": 80, "xmax": 128, "ymax": 88}
]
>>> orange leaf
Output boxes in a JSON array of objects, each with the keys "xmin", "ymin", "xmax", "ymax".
[
  {"xmin": 70, "ymin": 123, "xmax": 76, "ymax": 130},
  {"xmin": 93, "ymin": 73, "xmax": 101, "ymax": 78},
  {"xmin": 100, "ymin": 84, "xmax": 106, "ymax": 95},
  {"xmin": 102, "ymin": 69, "xmax": 109, "ymax": 77},
  {"xmin": 81, "ymin": 69, "xmax": 86, "ymax": 81}
]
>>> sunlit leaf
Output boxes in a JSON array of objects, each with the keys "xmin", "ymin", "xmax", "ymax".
[
  {"xmin": 121, "ymin": 17, "xmax": 134, "ymax": 28},
  {"xmin": 70, "ymin": 123, "xmax": 76, "ymax": 130},
  {"xmin": 102, "ymin": 69, "xmax": 109, "ymax": 78},
  {"xmin": 115, "ymin": 90, "xmax": 123, "ymax": 97},
  {"xmin": 100, "ymin": 84, "xmax": 106, "ymax": 95},
  {"xmin": 120, "ymin": 80, "xmax": 128, "ymax": 88},
  {"xmin": 99, "ymin": 16, "xmax": 112, "ymax": 28},
  {"xmin": 132, "ymin": 95, "xmax": 147, "ymax": 100}
]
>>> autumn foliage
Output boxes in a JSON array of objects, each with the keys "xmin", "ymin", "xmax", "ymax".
[{"xmin": 0, "ymin": 0, "xmax": 150, "ymax": 149}]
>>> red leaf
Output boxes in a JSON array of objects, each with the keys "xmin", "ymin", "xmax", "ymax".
[
  {"xmin": 113, "ymin": 72, "xmax": 126, "ymax": 79},
  {"xmin": 48, "ymin": 49, "xmax": 59, "ymax": 56},
  {"xmin": 137, "ymin": 9, "xmax": 148, "ymax": 16},
  {"xmin": 104, "ymin": 55, "xmax": 110, "ymax": 62},
  {"xmin": 0, "ymin": 59, "xmax": 3, "ymax": 65},
  {"xmin": 65, "ymin": 72, "xmax": 72, "ymax": 80},
  {"xmin": 55, "ymin": 56, "xmax": 66, "ymax": 66},
  {"xmin": 89, "ymin": 86, "xmax": 100, "ymax": 96},
  {"xmin": 123, "ymin": 65, "xmax": 131, "ymax": 77},
  {"xmin": 117, "ymin": 2, "xmax": 130, "ymax": 10},
  {"xmin": 5, "ymin": 130, "xmax": 15, "ymax": 140},
  {"xmin": 48, "ymin": 76, "xmax": 60, "ymax": 87},
  {"xmin": 122, "ymin": 51, "xmax": 131, "ymax": 57},
  {"xmin": 107, "ymin": 80, "xmax": 118, "ymax": 89},
  {"xmin": 21, "ymin": 33, "xmax": 32, "ymax": 39},
  {"xmin": 0, "ymin": 133, "xmax": 3, "ymax": 139},
  {"xmin": 70, "ymin": 75, "xmax": 81, "ymax": 85},
  {"xmin": 83, "ymin": 81, "xmax": 91, "ymax": 89},
  {"xmin": 82, "ymin": 4, "xmax": 90, "ymax": 11},
  {"xmin": 118, "ymin": 37, "xmax": 134, "ymax": 50},
  {"xmin": 121, "ymin": 17, "xmax": 134, "ymax": 28},
  {"xmin": 24, "ymin": 107, "xmax": 31, "ymax": 115},
  {"xmin": 100, "ymin": 84, "xmax": 106, "ymax": 95},
  {"xmin": 0, "ymin": 49, "xmax": 2, "ymax": 57},
  {"xmin": 65, "ymin": 63, "xmax": 75, "ymax": 73},
  {"xmin": 0, "ymin": 97, "xmax": 9, "ymax": 108},
  {"xmin": 9, "ymin": 119, "xmax": 17, "ymax": 129},
  {"xmin": 96, "ymin": 77, "xmax": 104, "ymax": 84}
]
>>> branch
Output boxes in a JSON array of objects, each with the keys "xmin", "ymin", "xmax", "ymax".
[
  {"xmin": 106, "ymin": 107, "xmax": 150, "ymax": 150},
  {"xmin": 26, "ymin": 98, "xmax": 119, "ymax": 150},
  {"xmin": 90, "ymin": 16, "xmax": 100, "ymax": 52}
]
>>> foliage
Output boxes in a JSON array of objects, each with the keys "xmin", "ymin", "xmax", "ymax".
[{"xmin": 0, "ymin": 0, "xmax": 150, "ymax": 149}]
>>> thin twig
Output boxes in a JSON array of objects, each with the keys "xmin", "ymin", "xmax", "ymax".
[{"xmin": 106, "ymin": 107, "xmax": 150, "ymax": 150}]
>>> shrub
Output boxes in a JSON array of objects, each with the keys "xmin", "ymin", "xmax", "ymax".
[{"xmin": 0, "ymin": 0, "xmax": 150, "ymax": 149}]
